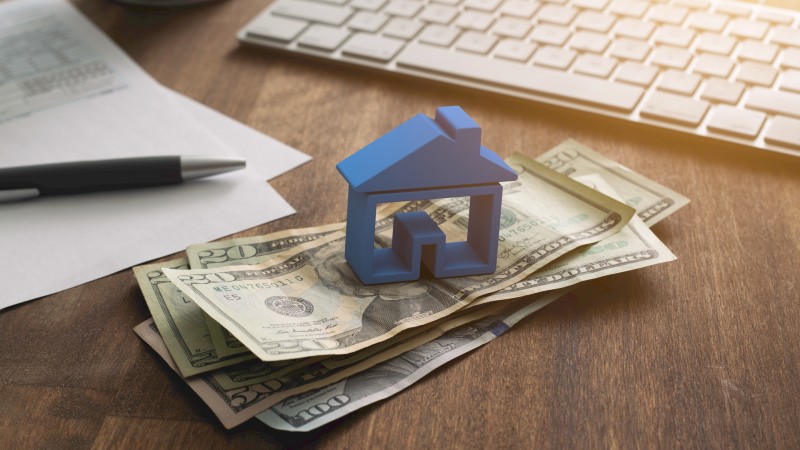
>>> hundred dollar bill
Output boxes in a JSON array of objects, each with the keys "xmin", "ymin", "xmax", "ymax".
[
  {"xmin": 164, "ymin": 157, "xmax": 634, "ymax": 362},
  {"xmin": 133, "ymin": 259, "xmax": 254, "ymax": 377},
  {"xmin": 257, "ymin": 290, "xmax": 568, "ymax": 432},
  {"xmin": 133, "ymin": 301, "xmax": 508, "ymax": 429},
  {"xmin": 471, "ymin": 173, "xmax": 676, "ymax": 306},
  {"xmin": 536, "ymin": 139, "xmax": 689, "ymax": 225}
]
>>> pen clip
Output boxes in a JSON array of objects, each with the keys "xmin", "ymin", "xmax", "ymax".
[{"xmin": 0, "ymin": 188, "xmax": 40, "ymax": 202}]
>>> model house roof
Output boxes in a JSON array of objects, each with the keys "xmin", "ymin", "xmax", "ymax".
[{"xmin": 337, "ymin": 106, "xmax": 518, "ymax": 193}]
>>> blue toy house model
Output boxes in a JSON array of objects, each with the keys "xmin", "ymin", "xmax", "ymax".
[{"xmin": 337, "ymin": 106, "xmax": 518, "ymax": 285}]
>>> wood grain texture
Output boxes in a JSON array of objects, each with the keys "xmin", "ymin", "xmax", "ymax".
[{"xmin": 1, "ymin": 0, "xmax": 800, "ymax": 448}]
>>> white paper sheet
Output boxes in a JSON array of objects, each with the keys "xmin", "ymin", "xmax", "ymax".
[
  {"xmin": 172, "ymin": 91, "xmax": 311, "ymax": 181},
  {"xmin": 0, "ymin": 0, "xmax": 307, "ymax": 309}
]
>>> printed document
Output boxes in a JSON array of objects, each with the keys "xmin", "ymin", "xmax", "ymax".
[{"xmin": 0, "ymin": 0, "xmax": 308, "ymax": 308}]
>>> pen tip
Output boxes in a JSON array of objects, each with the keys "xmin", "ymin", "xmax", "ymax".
[{"xmin": 180, "ymin": 156, "xmax": 246, "ymax": 180}]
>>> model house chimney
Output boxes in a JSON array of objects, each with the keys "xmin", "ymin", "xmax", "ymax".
[{"xmin": 434, "ymin": 106, "xmax": 481, "ymax": 150}]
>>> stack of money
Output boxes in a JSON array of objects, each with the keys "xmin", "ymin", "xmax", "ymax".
[{"xmin": 132, "ymin": 140, "xmax": 688, "ymax": 430}]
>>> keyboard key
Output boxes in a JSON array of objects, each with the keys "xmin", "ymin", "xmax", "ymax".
[
  {"xmin": 530, "ymin": 24, "xmax": 572, "ymax": 46},
  {"xmin": 651, "ymin": 47, "xmax": 693, "ymax": 69},
  {"xmin": 570, "ymin": 31, "xmax": 610, "ymax": 53},
  {"xmin": 396, "ymin": 43, "xmax": 644, "ymax": 111},
  {"xmin": 714, "ymin": 3, "xmax": 750, "ymax": 17},
  {"xmin": 736, "ymin": 61, "xmax": 777, "ymax": 87},
  {"xmin": 772, "ymin": 26, "xmax": 800, "ymax": 48},
  {"xmin": 701, "ymin": 78, "xmax": 744, "ymax": 104},
  {"xmin": 781, "ymin": 48, "xmax": 800, "ymax": 70},
  {"xmin": 641, "ymin": 91, "xmax": 709, "ymax": 126},
  {"xmin": 757, "ymin": 10, "xmax": 793, "ymax": 25},
  {"xmin": 455, "ymin": 31, "xmax": 498, "ymax": 54},
  {"xmin": 654, "ymin": 25, "xmax": 695, "ymax": 47},
  {"xmin": 674, "ymin": 0, "xmax": 708, "ymax": 9},
  {"xmin": 350, "ymin": 0, "xmax": 387, "ymax": 11},
  {"xmin": 737, "ymin": 40, "xmax": 779, "ymax": 64},
  {"xmin": 500, "ymin": 0, "xmax": 539, "ymax": 18},
  {"xmin": 493, "ymin": 17, "xmax": 532, "ymax": 38},
  {"xmin": 693, "ymin": 53, "xmax": 734, "ymax": 78},
  {"xmin": 728, "ymin": 19, "xmax": 768, "ymax": 40},
  {"xmin": 537, "ymin": 5, "xmax": 578, "ymax": 25},
  {"xmin": 609, "ymin": 38, "xmax": 650, "ymax": 61},
  {"xmin": 494, "ymin": 39, "xmax": 537, "ymax": 61},
  {"xmin": 464, "ymin": 0, "xmax": 503, "ymax": 12},
  {"xmin": 247, "ymin": 15, "xmax": 308, "ymax": 42},
  {"xmin": 297, "ymin": 24, "xmax": 350, "ymax": 49},
  {"xmin": 687, "ymin": 12, "xmax": 728, "ymax": 32},
  {"xmin": 382, "ymin": 18, "xmax": 423, "ymax": 39},
  {"xmin": 348, "ymin": 11, "xmax": 389, "ymax": 32},
  {"xmin": 573, "ymin": 54, "xmax": 617, "ymax": 77},
  {"xmin": 781, "ymin": 69, "xmax": 800, "ymax": 93},
  {"xmin": 575, "ymin": 11, "xmax": 616, "ymax": 32},
  {"xmin": 271, "ymin": 0, "xmax": 353, "ymax": 26},
  {"xmin": 658, "ymin": 69, "xmax": 701, "ymax": 95},
  {"xmin": 707, "ymin": 105, "xmax": 766, "ymax": 138},
  {"xmin": 614, "ymin": 18, "xmax": 654, "ymax": 40},
  {"xmin": 385, "ymin": 0, "xmax": 423, "ymax": 17},
  {"xmin": 609, "ymin": 0, "xmax": 649, "ymax": 18},
  {"xmin": 694, "ymin": 33, "xmax": 736, "ymax": 55},
  {"xmin": 649, "ymin": 5, "xmax": 689, "ymax": 25},
  {"xmin": 765, "ymin": 116, "xmax": 800, "ymax": 149},
  {"xmin": 456, "ymin": 11, "xmax": 496, "ymax": 31},
  {"xmin": 572, "ymin": 0, "xmax": 609, "ymax": 10},
  {"xmin": 420, "ymin": 4, "xmax": 459, "ymax": 24},
  {"xmin": 342, "ymin": 33, "xmax": 405, "ymax": 60},
  {"xmin": 418, "ymin": 24, "xmax": 460, "ymax": 46},
  {"xmin": 746, "ymin": 87, "xmax": 800, "ymax": 119},
  {"xmin": 615, "ymin": 61, "xmax": 658, "ymax": 86},
  {"xmin": 533, "ymin": 46, "xmax": 577, "ymax": 69}
]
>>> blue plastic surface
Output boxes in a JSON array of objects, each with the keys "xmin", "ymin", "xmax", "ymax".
[{"xmin": 337, "ymin": 106, "xmax": 518, "ymax": 285}]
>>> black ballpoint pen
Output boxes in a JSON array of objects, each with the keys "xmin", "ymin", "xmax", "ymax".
[{"xmin": 0, "ymin": 156, "xmax": 246, "ymax": 202}]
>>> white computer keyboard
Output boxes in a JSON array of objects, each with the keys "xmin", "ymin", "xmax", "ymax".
[{"xmin": 239, "ymin": 0, "xmax": 800, "ymax": 158}]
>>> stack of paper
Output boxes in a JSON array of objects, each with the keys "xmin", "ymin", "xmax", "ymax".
[{"xmin": 0, "ymin": 0, "xmax": 311, "ymax": 309}]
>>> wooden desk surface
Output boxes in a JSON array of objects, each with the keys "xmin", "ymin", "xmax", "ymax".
[{"xmin": 2, "ymin": 0, "xmax": 800, "ymax": 448}]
